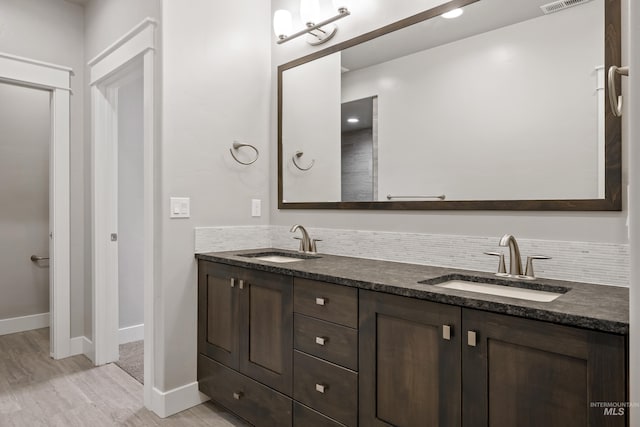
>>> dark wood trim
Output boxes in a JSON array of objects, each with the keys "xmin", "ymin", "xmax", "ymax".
[{"xmin": 277, "ymin": 0, "xmax": 622, "ymax": 211}]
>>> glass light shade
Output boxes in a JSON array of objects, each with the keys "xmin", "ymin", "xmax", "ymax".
[
  {"xmin": 332, "ymin": 0, "xmax": 351, "ymax": 12},
  {"xmin": 300, "ymin": 0, "xmax": 321, "ymax": 24},
  {"xmin": 273, "ymin": 9, "xmax": 293, "ymax": 37},
  {"xmin": 441, "ymin": 8, "xmax": 464, "ymax": 19}
]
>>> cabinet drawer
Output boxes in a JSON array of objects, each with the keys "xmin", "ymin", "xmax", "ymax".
[
  {"xmin": 294, "ymin": 278, "xmax": 357, "ymax": 328},
  {"xmin": 293, "ymin": 350, "xmax": 357, "ymax": 427},
  {"xmin": 294, "ymin": 402, "xmax": 347, "ymax": 427},
  {"xmin": 294, "ymin": 314, "xmax": 358, "ymax": 370},
  {"xmin": 198, "ymin": 354, "xmax": 292, "ymax": 427}
]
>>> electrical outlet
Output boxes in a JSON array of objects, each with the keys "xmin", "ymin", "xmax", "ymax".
[{"xmin": 251, "ymin": 199, "xmax": 261, "ymax": 217}]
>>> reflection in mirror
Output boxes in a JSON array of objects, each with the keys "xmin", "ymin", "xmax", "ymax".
[
  {"xmin": 279, "ymin": 0, "xmax": 621, "ymax": 210},
  {"xmin": 341, "ymin": 96, "xmax": 378, "ymax": 201}
]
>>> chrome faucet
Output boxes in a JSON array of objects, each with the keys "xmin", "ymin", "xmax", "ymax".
[
  {"xmin": 290, "ymin": 224, "xmax": 319, "ymax": 253},
  {"xmin": 499, "ymin": 234, "xmax": 523, "ymax": 276}
]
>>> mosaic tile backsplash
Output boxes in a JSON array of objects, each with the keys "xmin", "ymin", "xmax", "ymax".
[{"xmin": 195, "ymin": 226, "xmax": 629, "ymax": 287}]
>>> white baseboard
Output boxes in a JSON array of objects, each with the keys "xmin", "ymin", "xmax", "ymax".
[
  {"xmin": 151, "ymin": 382, "xmax": 209, "ymax": 418},
  {"xmin": 119, "ymin": 324, "xmax": 144, "ymax": 344},
  {"xmin": 0, "ymin": 312, "xmax": 49, "ymax": 336},
  {"xmin": 69, "ymin": 336, "xmax": 94, "ymax": 359}
]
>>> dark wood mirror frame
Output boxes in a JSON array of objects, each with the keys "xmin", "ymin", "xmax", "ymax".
[{"xmin": 277, "ymin": 0, "xmax": 622, "ymax": 211}]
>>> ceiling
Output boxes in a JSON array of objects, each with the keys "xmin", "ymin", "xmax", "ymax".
[
  {"xmin": 341, "ymin": 0, "xmax": 597, "ymax": 72},
  {"xmin": 341, "ymin": 96, "xmax": 375, "ymax": 132}
]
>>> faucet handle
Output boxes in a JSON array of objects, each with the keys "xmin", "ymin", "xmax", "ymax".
[
  {"xmin": 484, "ymin": 251, "xmax": 506, "ymax": 274},
  {"xmin": 524, "ymin": 255, "xmax": 551, "ymax": 278},
  {"xmin": 293, "ymin": 236, "xmax": 305, "ymax": 252},
  {"xmin": 310, "ymin": 239, "xmax": 322, "ymax": 253}
]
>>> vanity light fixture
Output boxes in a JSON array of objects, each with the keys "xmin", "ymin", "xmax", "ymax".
[
  {"xmin": 441, "ymin": 8, "xmax": 464, "ymax": 19},
  {"xmin": 273, "ymin": 0, "xmax": 351, "ymax": 45},
  {"xmin": 347, "ymin": 117, "xmax": 359, "ymax": 123}
]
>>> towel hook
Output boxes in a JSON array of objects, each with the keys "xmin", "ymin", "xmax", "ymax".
[
  {"xmin": 292, "ymin": 151, "xmax": 315, "ymax": 171},
  {"xmin": 229, "ymin": 141, "xmax": 259, "ymax": 165},
  {"xmin": 608, "ymin": 65, "xmax": 629, "ymax": 117}
]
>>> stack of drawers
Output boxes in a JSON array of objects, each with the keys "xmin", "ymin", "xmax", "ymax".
[{"xmin": 292, "ymin": 278, "xmax": 359, "ymax": 427}]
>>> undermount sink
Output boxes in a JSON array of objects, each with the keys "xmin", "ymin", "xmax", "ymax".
[
  {"xmin": 238, "ymin": 251, "xmax": 320, "ymax": 263},
  {"xmin": 252, "ymin": 255, "xmax": 306, "ymax": 263},
  {"xmin": 424, "ymin": 276, "xmax": 570, "ymax": 303}
]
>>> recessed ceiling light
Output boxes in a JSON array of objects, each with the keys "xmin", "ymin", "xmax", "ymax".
[
  {"xmin": 347, "ymin": 117, "xmax": 359, "ymax": 123},
  {"xmin": 441, "ymin": 8, "xmax": 463, "ymax": 19}
]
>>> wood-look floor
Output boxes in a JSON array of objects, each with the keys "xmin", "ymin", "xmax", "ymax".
[{"xmin": 0, "ymin": 328, "xmax": 248, "ymax": 426}]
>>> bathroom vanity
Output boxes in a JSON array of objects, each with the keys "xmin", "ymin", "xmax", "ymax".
[{"xmin": 196, "ymin": 249, "xmax": 628, "ymax": 427}]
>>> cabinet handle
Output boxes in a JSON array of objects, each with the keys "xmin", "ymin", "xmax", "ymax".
[
  {"xmin": 315, "ymin": 297, "xmax": 326, "ymax": 306},
  {"xmin": 233, "ymin": 391, "xmax": 243, "ymax": 400},
  {"xmin": 238, "ymin": 279, "xmax": 245, "ymax": 290},
  {"xmin": 230, "ymin": 278, "xmax": 235, "ymax": 288},
  {"xmin": 443, "ymin": 325, "xmax": 451, "ymax": 341},
  {"xmin": 315, "ymin": 383, "xmax": 327, "ymax": 394},
  {"xmin": 467, "ymin": 330, "xmax": 477, "ymax": 347},
  {"xmin": 315, "ymin": 336, "xmax": 327, "ymax": 346}
]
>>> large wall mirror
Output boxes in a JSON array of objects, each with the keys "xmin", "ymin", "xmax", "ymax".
[{"xmin": 278, "ymin": 0, "xmax": 622, "ymax": 210}]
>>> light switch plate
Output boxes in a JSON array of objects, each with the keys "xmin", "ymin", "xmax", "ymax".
[{"xmin": 170, "ymin": 197, "xmax": 190, "ymax": 218}]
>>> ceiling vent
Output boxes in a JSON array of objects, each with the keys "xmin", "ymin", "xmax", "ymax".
[{"xmin": 540, "ymin": 0, "xmax": 593, "ymax": 14}]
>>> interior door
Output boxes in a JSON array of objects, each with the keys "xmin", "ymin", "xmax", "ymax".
[{"xmin": 0, "ymin": 82, "xmax": 51, "ymax": 334}]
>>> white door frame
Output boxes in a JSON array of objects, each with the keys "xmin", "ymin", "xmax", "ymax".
[
  {"xmin": 0, "ymin": 52, "xmax": 72, "ymax": 359},
  {"xmin": 88, "ymin": 18, "xmax": 157, "ymax": 408}
]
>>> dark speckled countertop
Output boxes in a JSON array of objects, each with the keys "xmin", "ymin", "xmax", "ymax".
[{"xmin": 196, "ymin": 248, "xmax": 629, "ymax": 335}]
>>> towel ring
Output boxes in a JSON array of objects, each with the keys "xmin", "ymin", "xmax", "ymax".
[
  {"xmin": 230, "ymin": 141, "xmax": 259, "ymax": 165},
  {"xmin": 608, "ymin": 65, "xmax": 629, "ymax": 117},
  {"xmin": 292, "ymin": 151, "xmax": 315, "ymax": 171}
]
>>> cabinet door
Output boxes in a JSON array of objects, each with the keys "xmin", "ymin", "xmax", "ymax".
[
  {"xmin": 462, "ymin": 309, "xmax": 627, "ymax": 427},
  {"xmin": 239, "ymin": 268, "xmax": 293, "ymax": 395},
  {"xmin": 198, "ymin": 261, "xmax": 240, "ymax": 369},
  {"xmin": 359, "ymin": 290, "xmax": 462, "ymax": 427}
]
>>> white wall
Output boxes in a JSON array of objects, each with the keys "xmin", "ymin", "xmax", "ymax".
[
  {"xmin": 341, "ymin": 2, "xmax": 602, "ymax": 201},
  {"xmin": 118, "ymin": 74, "xmax": 145, "ymax": 329},
  {"xmin": 0, "ymin": 83, "xmax": 50, "ymax": 320},
  {"xmin": 0, "ymin": 0, "xmax": 85, "ymax": 337},
  {"xmin": 271, "ymin": 0, "xmax": 629, "ymax": 247},
  {"xmin": 83, "ymin": 0, "xmax": 161, "ymax": 339},
  {"xmin": 282, "ymin": 52, "xmax": 342, "ymax": 202},
  {"xmin": 160, "ymin": 0, "xmax": 271, "ymax": 391}
]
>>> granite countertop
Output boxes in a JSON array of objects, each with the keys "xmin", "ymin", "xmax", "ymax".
[{"xmin": 196, "ymin": 248, "xmax": 629, "ymax": 335}]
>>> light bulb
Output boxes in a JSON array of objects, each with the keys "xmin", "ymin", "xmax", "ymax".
[
  {"xmin": 441, "ymin": 8, "xmax": 463, "ymax": 19},
  {"xmin": 273, "ymin": 9, "xmax": 293, "ymax": 38},
  {"xmin": 300, "ymin": 0, "xmax": 321, "ymax": 25}
]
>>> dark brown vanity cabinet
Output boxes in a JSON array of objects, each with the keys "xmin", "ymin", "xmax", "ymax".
[
  {"xmin": 293, "ymin": 278, "xmax": 359, "ymax": 427},
  {"xmin": 359, "ymin": 290, "xmax": 462, "ymax": 427},
  {"xmin": 359, "ymin": 290, "xmax": 627, "ymax": 427},
  {"xmin": 462, "ymin": 309, "xmax": 627, "ymax": 427},
  {"xmin": 198, "ymin": 260, "xmax": 627, "ymax": 427},
  {"xmin": 198, "ymin": 261, "xmax": 294, "ymax": 425}
]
